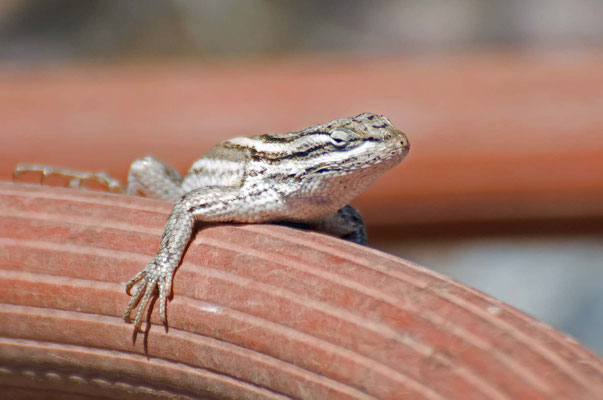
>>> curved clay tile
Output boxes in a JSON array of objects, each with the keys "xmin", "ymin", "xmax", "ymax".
[{"xmin": 0, "ymin": 183, "xmax": 601, "ymax": 399}]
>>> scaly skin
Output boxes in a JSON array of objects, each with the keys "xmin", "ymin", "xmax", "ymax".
[{"xmin": 16, "ymin": 112, "xmax": 410, "ymax": 335}]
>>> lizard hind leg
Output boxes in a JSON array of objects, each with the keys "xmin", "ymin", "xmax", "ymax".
[{"xmin": 126, "ymin": 156, "xmax": 185, "ymax": 202}]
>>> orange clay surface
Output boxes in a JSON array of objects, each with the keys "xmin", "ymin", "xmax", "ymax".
[{"xmin": 0, "ymin": 183, "xmax": 602, "ymax": 399}]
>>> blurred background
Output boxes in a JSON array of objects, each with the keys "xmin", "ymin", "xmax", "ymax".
[{"xmin": 0, "ymin": 0, "xmax": 602, "ymax": 354}]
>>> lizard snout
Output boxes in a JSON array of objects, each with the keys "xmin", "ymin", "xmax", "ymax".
[{"xmin": 396, "ymin": 130, "xmax": 410, "ymax": 155}]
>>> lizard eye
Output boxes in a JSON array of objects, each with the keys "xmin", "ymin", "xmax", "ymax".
[{"xmin": 329, "ymin": 130, "xmax": 351, "ymax": 146}]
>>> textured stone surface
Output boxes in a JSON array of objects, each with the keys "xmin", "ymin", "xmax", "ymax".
[{"xmin": 0, "ymin": 182, "xmax": 602, "ymax": 399}]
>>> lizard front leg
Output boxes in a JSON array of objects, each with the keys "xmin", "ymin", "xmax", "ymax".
[
  {"xmin": 306, "ymin": 205, "xmax": 368, "ymax": 245},
  {"xmin": 123, "ymin": 186, "xmax": 261, "ymax": 331}
]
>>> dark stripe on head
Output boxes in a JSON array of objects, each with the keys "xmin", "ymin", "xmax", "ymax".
[
  {"xmin": 271, "ymin": 136, "xmax": 371, "ymax": 162},
  {"xmin": 279, "ymin": 143, "xmax": 339, "ymax": 161},
  {"xmin": 313, "ymin": 166, "xmax": 343, "ymax": 174},
  {"xmin": 259, "ymin": 130, "xmax": 324, "ymax": 143}
]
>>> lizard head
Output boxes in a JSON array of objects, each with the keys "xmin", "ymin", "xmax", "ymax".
[
  {"xmin": 301, "ymin": 112, "xmax": 410, "ymax": 177},
  {"xmin": 284, "ymin": 112, "xmax": 410, "ymax": 207},
  {"xmin": 325, "ymin": 112, "xmax": 408, "ymax": 163},
  {"xmin": 232, "ymin": 112, "xmax": 409, "ymax": 217},
  {"xmin": 241, "ymin": 112, "xmax": 408, "ymax": 187}
]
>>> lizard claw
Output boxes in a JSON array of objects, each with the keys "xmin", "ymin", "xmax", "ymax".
[{"xmin": 123, "ymin": 258, "xmax": 174, "ymax": 332}]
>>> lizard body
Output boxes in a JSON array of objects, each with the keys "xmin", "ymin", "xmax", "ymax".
[{"xmin": 15, "ymin": 112, "xmax": 410, "ymax": 333}]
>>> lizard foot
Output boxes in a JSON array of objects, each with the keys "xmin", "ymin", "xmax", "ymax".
[{"xmin": 123, "ymin": 257, "xmax": 174, "ymax": 332}]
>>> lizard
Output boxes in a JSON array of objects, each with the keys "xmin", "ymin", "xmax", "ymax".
[{"xmin": 14, "ymin": 112, "xmax": 410, "ymax": 334}]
